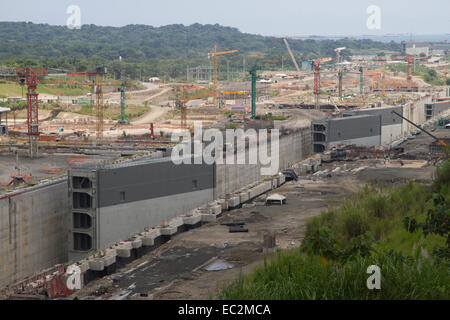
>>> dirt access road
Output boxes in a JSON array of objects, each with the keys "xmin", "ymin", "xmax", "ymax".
[{"xmin": 132, "ymin": 83, "xmax": 173, "ymax": 125}]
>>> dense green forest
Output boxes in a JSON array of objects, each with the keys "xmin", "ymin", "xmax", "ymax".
[{"xmin": 0, "ymin": 22, "xmax": 402, "ymax": 80}]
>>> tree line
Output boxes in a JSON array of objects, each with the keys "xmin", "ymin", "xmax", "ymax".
[{"xmin": 0, "ymin": 22, "xmax": 402, "ymax": 80}]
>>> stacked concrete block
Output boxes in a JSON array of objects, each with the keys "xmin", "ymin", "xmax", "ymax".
[
  {"xmin": 160, "ymin": 225, "xmax": 177, "ymax": 236},
  {"xmin": 88, "ymin": 259, "xmax": 104, "ymax": 271},
  {"xmin": 183, "ymin": 212, "xmax": 202, "ymax": 225},
  {"xmin": 209, "ymin": 203, "xmax": 222, "ymax": 215},
  {"xmin": 115, "ymin": 242, "xmax": 133, "ymax": 258},
  {"xmin": 272, "ymin": 178, "xmax": 278, "ymax": 189},
  {"xmin": 131, "ymin": 238, "xmax": 143, "ymax": 249},
  {"xmin": 141, "ymin": 229, "xmax": 161, "ymax": 247},
  {"xmin": 102, "ymin": 254, "xmax": 117, "ymax": 269},
  {"xmin": 227, "ymin": 195, "xmax": 241, "ymax": 208},
  {"xmin": 200, "ymin": 212, "xmax": 217, "ymax": 222},
  {"xmin": 217, "ymin": 199, "xmax": 229, "ymax": 211},
  {"xmin": 248, "ymin": 187, "xmax": 259, "ymax": 200},
  {"xmin": 239, "ymin": 191, "xmax": 250, "ymax": 204},
  {"xmin": 263, "ymin": 181, "xmax": 273, "ymax": 192},
  {"xmin": 279, "ymin": 173, "xmax": 286, "ymax": 185}
]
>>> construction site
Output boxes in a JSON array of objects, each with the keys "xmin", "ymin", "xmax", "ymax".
[{"xmin": 0, "ymin": 39, "xmax": 449, "ymax": 300}]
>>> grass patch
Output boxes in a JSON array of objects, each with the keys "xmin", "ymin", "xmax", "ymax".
[
  {"xmin": 0, "ymin": 82, "xmax": 88, "ymax": 97},
  {"xmin": 219, "ymin": 250, "xmax": 449, "ymax": 300}
]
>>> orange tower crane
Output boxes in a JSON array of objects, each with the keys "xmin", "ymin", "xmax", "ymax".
[
  {"xmin": 66, "ymin": 68, "xmax": 112, "ymax": 140},
  {"xmin": 176, "ymin": 87, "xmax": 215, "ymax": 130},
  {"xmin": 16, "ymin": 67, "xmax": 48, "ymax": 158},
  {"xmin": 311, "ymin": 57, "xmax": 333, "ymax": 110},
  {"xmin": 44, "ymin": 72, "xmax": 131, "ymax": 140},
  {"xmin": 208, "ymin": 45, "xmax": 238, "ymax": 104},
  {"xmin": 406, "ymin": 56, "xmax": 413, "ymax": 92}
]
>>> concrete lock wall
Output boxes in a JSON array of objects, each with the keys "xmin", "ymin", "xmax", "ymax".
[
  {"xmin": 215, "ymin": 128, "xmax": 311, "ymax": 197},
  {"xmin": 343, "ymin": 106, "xmax": 403, "ymax": 145},
  {"xmin": 403, "ymin": 95, "xmax": 431, "ymax": 134},
  {"xmin": 68, "ymin": 158, "xmax": 216, "ymax": 262},
  {"xmin": 0, "ymin": 181, "xmax": 69, "ymax": 289},
  {"xmin": 1, "ymin": 128, "xmax": 312, "ymax": 286}
]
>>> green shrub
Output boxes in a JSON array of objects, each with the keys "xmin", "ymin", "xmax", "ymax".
[
  {"xmin": 364, "ymin": 194, "xmax": 391, "ymax": 218},
  {"xmin": 340, "ymin": 207, "xmax": 370, "ymax": 240},
  {"xmin": 433, "ymin": 160, "xmax": 450, "ymax": 193}
]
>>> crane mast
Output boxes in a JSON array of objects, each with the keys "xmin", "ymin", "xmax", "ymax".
[
  {"xmin": 283, "ymin": 38, "xmax": 301, "ymax": 74},
  {"xmin": 208, "ymin": 45, "xmax": 238, "ymax": 105}
]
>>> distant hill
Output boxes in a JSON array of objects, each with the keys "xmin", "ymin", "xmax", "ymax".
[{"xmin": 0, "ymin": 22, "xmax": 402, "ymax": 78}]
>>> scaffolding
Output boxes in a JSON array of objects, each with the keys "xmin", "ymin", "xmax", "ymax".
[{"xmin": 186, "ymin": 66, "xmax": 213, "ymax": 82}]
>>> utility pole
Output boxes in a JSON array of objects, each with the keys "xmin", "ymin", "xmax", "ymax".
[
  {"xmin": 359, "ymin": 67, "xmax": 364, "ymax": 96},
  {"xmin": 249, "ymin": 65, "xmax": 258, "ymax": 119},
  {"xmin": 338, "ymin": 68, "xmax": 343, "ymax": 99}
]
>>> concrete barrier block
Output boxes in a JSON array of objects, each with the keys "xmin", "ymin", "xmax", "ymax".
[
  {"xmin": 142, "ymin": 235, "xmax": 155, "ymax": 246},
  {"xmin": 210, "ymin": 204, "xmax": 222, "ymax": 215},
  {"xmin": 279, "ymin": 173, "xmax": 286, "ymax": 185},
  {"xmin": 272, "ymin": 178, "xmax": 278, "ymax": 189},
  {"xmin": 116, "ymin": 242, "xmax": 132, "ymax": 258},
  {"xmin": 89, "ymin": 259, "xmax": 105, "ymax": 271},
  {"xmin": 201, "ymin": 214, "xmax": 216, "ymax": 222},
  {"xmin": 103, "ymin": 255, "xmax": 116, "ymax": 267},
  {"xmin": 116, "ymin": 247, "xmax": 131, "ymax": 258},
  {"xmin": 168, "ymin": 216, "xmax": 184, "ymax": 228},
  {"xmin": 183, "ymin": 213, "xmax": 202, "ymax": 225},
  {"xmin": 148, "ymin": 228, "xmax": 161, "ymax": 238},
  {"xmin": 227, "ymin": 196, "xmax": 240, "ymax": 208},
  {"xmin": 256, "ymin": 184, "xmax": 265, "ymax": 195},
  {"xmin": 132, "ymin": 239, "xmax": 142, "ymax": 249},
  {"xmin": 240, "ymin": 192, "xmax": 249, "ymax": 203},
  {"xmin": 121, "ymin": 242, "xmax": 133, "ymax": 249},
  {"xmin": 160, "ymin": 226, "xmax": 177, "ymax": 236},
  {"xmin": 197, "ymin": 207, "xmax": 211, "ymax": 215},
  {"xmin": 78, "ymin": 261, "xmax": 90, "ymax": 273},
  {"xmin": 217, "ymin": 199, "xmax": 228, "ymax": 210}
]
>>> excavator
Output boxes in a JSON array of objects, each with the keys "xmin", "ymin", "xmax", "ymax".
[{"xmin": 391, "ymin": 110, "xmax": 448, "ymax": 148}]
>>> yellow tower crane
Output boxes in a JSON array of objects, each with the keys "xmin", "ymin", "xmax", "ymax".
[{"xmin": 208, "ymin": 45, "xmax": 238, "ymax": 104}]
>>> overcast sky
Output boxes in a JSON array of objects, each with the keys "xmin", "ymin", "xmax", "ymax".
[{"xmin": 0, "ymin": 0, "xmax": 449, "ymax": 36}]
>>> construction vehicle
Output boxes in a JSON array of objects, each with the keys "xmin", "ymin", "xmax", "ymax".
[{"xmin": 208, "ymin": 45, "xmax": 238, "ymax": 104}]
